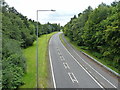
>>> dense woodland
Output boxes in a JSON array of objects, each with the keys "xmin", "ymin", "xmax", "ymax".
[
  {"xmin": 2, "ymin": 1, "xmax": 60, "ymax": 89},
  {"xmin": 63, "ymin": 1, "xmax": 120, "ymax": 73},
  {"xmin": 1, "ymin": 0, "xmax": 120, "ymax": 89}
]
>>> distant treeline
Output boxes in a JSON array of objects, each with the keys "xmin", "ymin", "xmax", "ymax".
[
  {"xmin": 63, "ymin": 1, "xmax": 120, "ymax": 72},
  {"xmin": 2, "ymin": 1, "xmax": 60, "ymax": 89}
]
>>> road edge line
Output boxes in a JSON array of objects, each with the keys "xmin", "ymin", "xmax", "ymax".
[
  {"xmin": 49, "ymin": 36, "xmax": 56, "ymax": 89},
  {"xmin": 60, "ymin": 38, "xmax": 104, "ymax": 88},
  {"xmin": 82, "ymin": 51, "xmax": 120, "ymax": 77},
  {"xmin": 60, "ymin": 33, "xmax": 118, "ymax": 88},
  {"xmin": 61, "ymin": 34, "xmax": 120, "ymax": 78},
  {"xmin": 73, "ymin": 49, "xmax": 117, "ymax": 88}
]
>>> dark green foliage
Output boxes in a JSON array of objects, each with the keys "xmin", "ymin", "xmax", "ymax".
[
  {"xmin": 63, "ymin": 1, "xmax": 120, "ymax": 72},
  {"xmin": 42, "ymin": 23, "xmax": 60, "ymax": 35},
  {"xmin": 2, "ymin": 1, "xmax": 61, "ymax": 89},
  {"xmin": 2, "ymin": 38, "xmax": 26, "ymax": 89}
]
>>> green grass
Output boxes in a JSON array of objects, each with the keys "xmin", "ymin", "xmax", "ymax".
[
  {"xmin": 60, "ymin": 34, "xmax": 119, "ymax": 74},
  {"xmin": 20, "ymin": 32, "xmax": 57, "ymax": 88}
]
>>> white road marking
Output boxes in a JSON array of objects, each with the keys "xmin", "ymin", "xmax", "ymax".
[
  {"xmin": 60, "ymin": 55, "xmax": 62, "ymax": 59},
  {"xmin": 72, "ymin": 49, "xmax": 117, "ymax": 88},
  {"xmin": 95, "ymin": 77, "xmax": 98, "ymax": 80},
  {"xmin": 68, "ymin": 72, "xmax": 78, "ymax": 83},
  {"xmin": 89, "ymin": 71, "xmax": 92, "ymax": 74},
  {"xmin": 63, "ymin": 62, "xmax": 70, "ymax": 69},
  {"xmin": 60, "ymin": 56, "xmax": 65, "ymax": 61},
  {"xmin": 57, "ymin": 47, "xmax": 60, "ymax": 52},
  {"xmin": 61, "ymin": 42, "xmax": 104, "ymax": 88},
  {"xmin": 49, "ymin": 38, "xmax": 56, "ymax": 89},
  {"xmin": 100, "ymin": 82, "xmax": 105, "ymax": 87},
  {"xmin": 58, "ymin": 51, "xmax": 61, "ymax": 55}
]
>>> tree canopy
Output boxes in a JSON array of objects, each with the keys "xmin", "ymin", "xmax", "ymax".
[
  {"xmin": 2, "ymin": 1, "xmax": 61, "ymax": 89},
  {"xmin": 63, "ymin": 1, "xmax": 120, "ymax": 72}
]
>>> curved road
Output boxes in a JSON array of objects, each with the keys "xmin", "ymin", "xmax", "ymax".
[{"xmin": 49, "ymin": 32, "xmax": 119, "ymax": 89}]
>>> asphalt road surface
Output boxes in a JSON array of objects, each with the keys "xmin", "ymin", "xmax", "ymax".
[{"xmin": 49, "ymin": 32, "xmax": 119, "ymax": 89}]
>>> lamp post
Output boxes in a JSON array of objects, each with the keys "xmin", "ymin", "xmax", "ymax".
[{"xmin": 36, "ymin": 9, "xmax": 55, "ymax": 89}]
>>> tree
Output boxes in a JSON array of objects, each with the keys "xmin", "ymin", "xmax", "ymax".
[
  {"xmin": 2, "ymin": 1, "xmax": 61, "ymax": 89},
  {"xmin": 63, "ymin": 1, "xmax": 120, "ymax": 71}
]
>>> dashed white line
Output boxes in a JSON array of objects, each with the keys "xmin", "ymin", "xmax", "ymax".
[
  {"xmin": 61, "ymin": 42, "xmax": 104, "ymax": 88},
  {"xmin": 89, "ymin": 71, "xmax": 92, "ymax": 74},
  {"xmin": 58, "ymin": 51, "xmax": 61, "ymax": 55},
  {"xmin": 60, "ymin": 56, "xmax": 65, "ymax": 61},
  {"xmin": 63, "ymin": 62, "xmax": 70, "ymax": 69},
  {"xmin": 68, "ymin": 72, "xmax": 78, "ymax": 83},
  {"xmin": 72, "ymin": 49, "xmax": 117, "ymax": 88}
]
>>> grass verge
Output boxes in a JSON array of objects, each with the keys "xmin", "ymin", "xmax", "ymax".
[
  {"xmin": 59, "ymin": 33, "xmax": 119, "ymax": 74},
  {"xmin": 20, "ymin": 32, "xmax": 57, "ymax": 88}
]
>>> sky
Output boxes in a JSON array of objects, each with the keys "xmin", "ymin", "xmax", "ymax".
[{"xmin": 5, "ymin": 0, "xmax": 117, "ymax": 26}]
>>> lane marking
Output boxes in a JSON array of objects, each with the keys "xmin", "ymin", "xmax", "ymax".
[
  {"xmin": 49, "ymin": 38, "xmax": 56, "ymax": 89},
  {"xmin": 57, "ymin": 48, "xmax": 61, "ymax": 56},
  {"xmin": 95, "ymin": 77, "xmax": 98, "ymax": 80},
  {"xmin": 89, "ymin": 71, "xmax": 92, "ymax": 74},
  {"xmin": 58, "ymin": 51, "xmax": 61, "ymax": 55},
  {"xmin": 63, "ymin": 62, "xmax": 70, "ymax": 69},
  {"xmin": 56, "ymin": 47, "xmax": 59, "ymax": 50},
  {"xmin": 60, "ymin": 56, "xmax": 65, "ymax": 61},
  {"xmin": 72, "ymin": 49, "xmax": 117, "ymax": 88},
  {"xmin": 61, "ymin": 42, "xmax": 104, "ymax": 88},
  {"xmin": 57, "ymin": 47, "xmax": 60, "ymax": 52},
  {"xmin": 100, "ymin": 82, "xmax": 105, "ymax": 87},
  {"xmin": 68, "ymin": 72, "xmax": 78, "ymax": 83}
]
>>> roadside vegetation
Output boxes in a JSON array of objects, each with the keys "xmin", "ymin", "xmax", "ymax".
[
  {"xmin": 20, "ymin": 32, "xmax": 57, "ymax": 88},
  {"xmin": 63, "ymin": 1, "xmax": 120, "ymax": 74},
  {"xmin": 2, "ymin": 1, "xmax": 60, "ymax": 89},
  {"xmin": 60, "ymin": 34, "xmax": 119, "ymax": 74}
]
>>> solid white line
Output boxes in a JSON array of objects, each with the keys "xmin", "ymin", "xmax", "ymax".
[
  {"xmin": 68, "ymin": 72, "xmax": 78, "ymax": 83},
  {"xmin": 72, "ymin": 49, "xmax": 117, "ymax": 88},
  {"xmin": 100, "ymin": 82, "xmax": 105, "ymax": 87},
  {"xmin": 61, "ymin": 42, "xmax": 104, "ymax": 88},
  {"xmin": 49, "ymin": 38, "xmax": 56, "ymax": 89}
]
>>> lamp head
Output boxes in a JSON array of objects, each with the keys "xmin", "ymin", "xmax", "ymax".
[{"xmin": 51, "ymin": 9, "xmax": 56, "ymax": 11}]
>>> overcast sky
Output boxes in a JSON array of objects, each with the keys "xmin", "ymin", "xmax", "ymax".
[{"xmin": 5, "ymin": 0, "xmax": 117, "ymax": 26}]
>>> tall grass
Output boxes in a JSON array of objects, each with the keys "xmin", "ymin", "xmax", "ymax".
[{"xmin": 20, "ymin": 32, "xmax": 57, "ymax": 88}]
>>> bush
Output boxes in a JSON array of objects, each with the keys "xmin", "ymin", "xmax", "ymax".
[{"xmin": 2, "ymin": 38, "xmax": 26, "ymax": 89}]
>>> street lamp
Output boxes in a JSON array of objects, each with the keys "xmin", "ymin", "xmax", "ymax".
[{"xmin": 36, "ymin": 9, "xmax": 56, "ymax": 89}]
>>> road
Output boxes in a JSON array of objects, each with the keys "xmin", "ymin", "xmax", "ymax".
[{"xmin": 49, "ymin": 32, "xmax": 119, "ymax": 89}]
